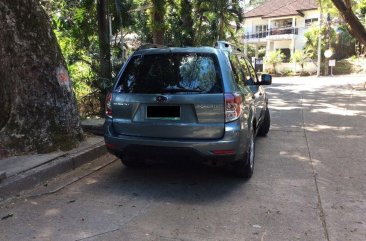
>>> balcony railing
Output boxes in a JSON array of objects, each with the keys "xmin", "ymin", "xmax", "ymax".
[
  {"xmin": 245, "ymin": 31, "xmax": 269, "ymax": 39},
  {"xmin": 245, "ymin": 27, "xmax": 298, "ymax": 40}
]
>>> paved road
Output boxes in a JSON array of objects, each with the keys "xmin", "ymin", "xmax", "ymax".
[{"xmin": 0, "ymin": 75, "xmax": 365, "ymax": 241}]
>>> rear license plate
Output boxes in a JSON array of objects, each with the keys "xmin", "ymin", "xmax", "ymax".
[{"xmin": 147, "ymin": 106, "xmax": 180, "ymax": 120}]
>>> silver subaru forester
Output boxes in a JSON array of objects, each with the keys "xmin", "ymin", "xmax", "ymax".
[{"xmin": 104, "ymin": 41, "xmax": 272, "ymax": 178}]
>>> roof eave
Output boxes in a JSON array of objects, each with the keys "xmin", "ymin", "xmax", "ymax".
[
  {"xmin": 262, "ymin": 13, "xmax": 301, "ymax": 19},
  {"xmin": 297, "ymin": 10, "xmax": 305, "ymax": 17},
  {"xmin": 299, "ymin": 7, "xmax": 319, "ymax": 12},
  {"xmin": 244, "ymin": 15, "xmax": 264, "ymax": 19}
]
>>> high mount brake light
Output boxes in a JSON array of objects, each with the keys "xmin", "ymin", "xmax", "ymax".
[
  {"xmin": 106, "ymin": 92, "xmax": 113, "ymax": 118},
  {"xmin": 225, "ymin": 93, "xmax": 242, "ymax": 122}
]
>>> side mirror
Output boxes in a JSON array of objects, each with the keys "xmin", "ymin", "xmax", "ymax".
[{"xmin": 259, "ymin": 74, "xmax": 272, "ymax": 85}]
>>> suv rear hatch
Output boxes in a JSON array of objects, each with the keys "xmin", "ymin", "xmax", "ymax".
[{"xmin": 111, "ymin": 51, "xmax": 225, "ymax": 140}]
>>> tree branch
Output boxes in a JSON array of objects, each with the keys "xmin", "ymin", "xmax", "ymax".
[{"xmin": 331, "ymin": 0, "xmax": 366, "ymax": 46}]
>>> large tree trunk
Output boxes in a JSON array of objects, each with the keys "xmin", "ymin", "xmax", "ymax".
[
  {"xmin": 180, "ymin": 0, "xmax": 194, "ymax": 46},
  {"xmin": 96, "ymin": 0, "xmax": 112, "ymax": 116},
  {"xmin": 331, "ymin": 0, "xmax": 366, "ymax": 46},
  {"xmin": 151, "ymin": 0, "xmax": 165, "ymax": 45},
  {"xmin": 0, "ymin": 0, "xmax": 83, "ymax": 158}
]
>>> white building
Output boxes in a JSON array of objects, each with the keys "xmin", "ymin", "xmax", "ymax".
[{"xmin": 243, "ymin": 0, "xmax": 319, "ymax": 63}]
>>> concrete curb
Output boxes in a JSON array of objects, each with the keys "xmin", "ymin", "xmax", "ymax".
[
  {"xmin": 82, "ymin": 124, "xmax": 104, "ymax": 136},
  {"xmin": 0, "ymin": 141, "xmax": 107, "ymax": 202},
  {"xmin": 81, "ymin": 119, "xmax": 104, "ymax": 136}
]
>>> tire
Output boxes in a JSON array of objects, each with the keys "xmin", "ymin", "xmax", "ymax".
[
  {"xmin": 257, "ymin": 107, "xmax": 270, "ymax": 137},
  {"xmin": 119, "ymin": 155, "xmax": 145, "ymax": 168},
  {"xmin": 232, "ymin": 131, "xmax": 255, "ymax": 178}
]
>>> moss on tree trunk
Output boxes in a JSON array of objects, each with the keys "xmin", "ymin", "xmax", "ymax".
[{"xmin": 0, "ymin": 0, "xmax": 83, "ymax": 158}]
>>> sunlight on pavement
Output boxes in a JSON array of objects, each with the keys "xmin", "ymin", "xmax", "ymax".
[
  {"xmin": 45, "ymin": 208, "xmax": 60, "ymax": 217},
  {"xmin": 311, "ymin": 106, "xmax": 364, "ymax": 116},
  {"xmin": 85, "ymin": 178, "xmax": 98, "ymax": 185},
  {"xmin": 305, "ymin": 124, "xmax": 353, "ymax": 132},
  {"xmin": 271, "ymin": 106, "xmax": 301, "ymax": 110},
  {"xmin": 279, "ymin": 151, "xmax": 308, "ymax": 161}
]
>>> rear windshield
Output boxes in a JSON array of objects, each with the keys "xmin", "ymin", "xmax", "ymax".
[{"xmin": 116, "ymin": 53, "xmax": 223, "ymax": 94}]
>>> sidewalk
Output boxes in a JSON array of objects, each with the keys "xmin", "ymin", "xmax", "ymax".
[{"xmin": 0, "ymin": 119, "xmax": 105, "ymax": 202}]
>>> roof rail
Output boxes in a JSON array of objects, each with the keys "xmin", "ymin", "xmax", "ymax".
[
  {"xmin": 215, "ymin": 41, "xmax": 243, "ymax": 54},
  {"xmin": 136, "ymin": 43, "xmax": 168, "ymax": 51}
]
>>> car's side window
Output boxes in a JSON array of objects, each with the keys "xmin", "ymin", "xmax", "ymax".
[
  {"xmin": 229, "ymin": 55, "xmax": 246, "ymax": 89},
  {"xmin": 240, "ymin": 57, "xmax": 259, "ymax": 92},
  {"xmin": 244, "ymin": 59, "xmax": 259, "ymax": 83}
]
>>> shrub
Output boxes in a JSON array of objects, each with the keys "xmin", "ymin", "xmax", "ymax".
[
  {"xmin": 265, "ymin": 50, "xmax": 285, "ymax": 74},
  {"xmin": 291, "ymin": 50, "xmax": 309, "ymax": 73}
]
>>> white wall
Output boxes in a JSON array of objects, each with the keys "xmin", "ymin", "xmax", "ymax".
[
  {"xmin": 264, "ymin": 62, "xmax": 318, "ymax": 74},
  {"xmin": 294, "ymin": 9, "xmax": 320, "ymax": 51},
  {"xmin": 244, "ymin": 17, "xmax": 269, "ymax": 35},
  {"xmin": 273, "ymin": 40, "xmax": 292, "ymax": 50},
  {"xmin": 244, "ymin": 8, "xmax": 321, "ymax": 68}
]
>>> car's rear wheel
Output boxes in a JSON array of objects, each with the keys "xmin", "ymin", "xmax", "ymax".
[
  {"xmin": 232, "ymin": 131, "xmax": 255, "ymax": 178},
  {"xmin": 257, "ymin": 107, "xmax": 270, "ymax": 137}
]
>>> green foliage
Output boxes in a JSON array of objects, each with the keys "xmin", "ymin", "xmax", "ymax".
[
  {"xmin": 304, "ymin": 26, "xmax": 322, "ymax": 59},
  {"xmin": 43, "ymin": 0, "xmax": 98, "ymax": 100},
  {"xmin": 148, "ymin": 0, "xmax": 166, "ymax": 43},
  {"xmin": 164, "ymin": 0, "xmax": 194, "ymax": 46},
  {"xmin": 246, "ymin": 45, "xmax": 265, "ymax": 60},
  {"xmin": 358, "ymin": 0, "xmax": 366, "ymax": 15},
  {"xmin": 291, "ymin": 50, "xmax": 309, "ymax": 72},
  {"xmin": 193, "ymin": 0, "xmax": 244, "ymax": 45},
  {"xmin": 43, "ymin": 0, "xmax": 136, "ymax": 99},
  {"xmin": 43, "ymin": 0, "xmax": 245, "ymax": 116},
  {"xmin": 265, "ymin": 50, "xmax": 285, "ymax": 73},
  {"xmin": 304, "ymin": 25, "xmax": 337, "ymax": 59}
]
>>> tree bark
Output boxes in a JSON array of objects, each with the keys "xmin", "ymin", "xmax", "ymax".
[
  {"xmin": 151, "ymin": 0, "xmax": 165, "ymax": 45},
  {"xmin": 97, "ymin": 0, "xmax": 111, "ymax": 81},
  {"xmin": 96, "ymin": 0, "xmax": 112, "ymax": 115},
  {"xmin": 0, "ymin": 0, "xmax": 83, "ymax": 157},
  {"xmin": 180, "ymin": 0, "xmax": 194, "ymax": 46},
  {"xmin": 331, "ymin": 0, "xmax": 366, "ymax": 46}
]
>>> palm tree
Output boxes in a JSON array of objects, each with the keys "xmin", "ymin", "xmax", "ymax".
[
  {"xmin": 194, "ymin": 0, "xmax": 243, "ymax": 45},
  {"xmin": 265, "ymin": 50, "xmax": 285, "ymax": 74},
  {"xmin": 215, "ymin": 0, "xmax": 243, "ymax": 41},
  {"xmin": 291, "ymin": 50, "xmax": 309, "ymax": 73}
]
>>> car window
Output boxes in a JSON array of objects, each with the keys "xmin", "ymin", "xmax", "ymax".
[
  {"xmin": 229, "ymin": 55, "xmax": 246, "ymax": 89},
  {"xmin": 116, "ymin": 53, "xmax": 223, "ymax": 94},
  {"xmin": 244, "ymin": 58, "xmax": 258, "ymax": 83},
  {"xmin": 240, "ymin": 57, "xmax": 259, "ymax": 92}
]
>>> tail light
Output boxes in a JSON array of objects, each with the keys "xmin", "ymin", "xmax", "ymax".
[
  {"xmin": 225, "ymin": 93, "xmax": 242, "ymax": 122},
  {"xmin": 106, "ymin": 92, "xmax": 113, "ymax": 118}
]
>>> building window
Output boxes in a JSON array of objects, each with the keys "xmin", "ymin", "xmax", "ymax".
[
  {"xmin": 254, "ymin": 25, "xmax": 268, "ymax": 38},
  {"xmin": 255, "ymin": 25, "xmax": 268, "ymax": 33},
  {"xmin": 305, "ymin": 18, "xmax": 318, "ymax": 27}
]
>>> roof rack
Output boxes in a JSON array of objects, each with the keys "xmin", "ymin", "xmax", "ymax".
[
  {"xmin": 136, "ymin": 43, "xmax": 168, "ymax": 51},
  {"xmin": 215, "ymin": 41, "xmax": 243, "ymax": 54}
]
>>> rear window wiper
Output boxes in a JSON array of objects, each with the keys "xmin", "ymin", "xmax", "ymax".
[{"xmin": 160, "ymin": 87, "xmax": 204, "ymax": 93}]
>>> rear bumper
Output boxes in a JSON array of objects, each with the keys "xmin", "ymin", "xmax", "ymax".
[{"xmin": 104, "ymin": 118, "xmax": 248, "ymax": 164}]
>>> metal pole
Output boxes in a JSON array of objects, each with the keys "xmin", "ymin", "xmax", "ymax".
[{"xmin": 317, "ymin": 12, "xmax": 322, "ymax": 77}]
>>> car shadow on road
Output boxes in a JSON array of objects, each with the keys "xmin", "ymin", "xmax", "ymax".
[{"xmin": 80, "ymin": 158, "xmax": 249, "ymax": 205}]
